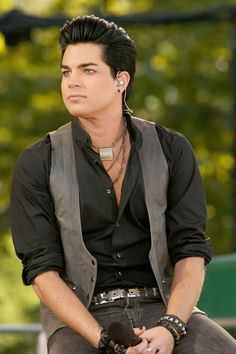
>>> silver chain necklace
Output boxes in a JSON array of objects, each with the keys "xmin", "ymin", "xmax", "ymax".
[{"xmin": 92, "ymin": 121, "xmax": 127, "ymax": 161}]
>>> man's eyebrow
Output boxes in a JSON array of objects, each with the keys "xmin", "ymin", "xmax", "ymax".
[{"xmin": 61, "ymin": 63, "xmax": 99, "ymax": 69}]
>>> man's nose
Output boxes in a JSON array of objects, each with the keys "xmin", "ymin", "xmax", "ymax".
[{"xmin": 68, "ymin": 73, "xmax": 81, "ymax": 87}]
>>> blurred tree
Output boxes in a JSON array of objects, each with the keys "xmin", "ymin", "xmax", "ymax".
[
  {"xmin": 1, "ymin": 0, "xmax": 234, "ymax": 251},
  {"xmin": 0, "ymin": 0, "xmax": 236, "ymax": 351}
]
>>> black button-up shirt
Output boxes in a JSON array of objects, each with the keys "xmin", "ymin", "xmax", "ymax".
[{"xmin": 10, "ymin": 115, "xmax": 211, "ymax": 291}]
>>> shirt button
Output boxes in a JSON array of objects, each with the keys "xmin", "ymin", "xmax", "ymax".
[
  {"xmin": 106, "ymin": 189, "xmax": 112, "ymax": 194},
  {"xmin": 115, "ymin": 222, "xmax": 120, "ymax": 227},
  {"xmin": 118, "ymin": 271, "xmax": 123, "ymax": 278},
  {"xmin": 117, "ymin": 253, "xmax": 122, "ymax": 258},
  {"xmin": 91, "ymin": 276, "xmax": 95, "ymax": 282}
]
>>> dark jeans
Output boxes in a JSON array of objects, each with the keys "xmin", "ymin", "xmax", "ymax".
[{"xmin": 48, "ymin": 297, "xmax": 236, "ymax": 354}]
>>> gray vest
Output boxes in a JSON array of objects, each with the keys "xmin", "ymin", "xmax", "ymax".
[{"xmin": 41, "ymin": 117, "xmax": 173, "ymax": 338}]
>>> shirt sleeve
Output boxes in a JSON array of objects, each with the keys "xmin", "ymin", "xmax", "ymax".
[
  {"xmin": 10, "ymin": 136, "xmax": 65, "ymax": 285},
  {"xmin": 156, "ymin": 125, "xmax": 212, "ymax": 265}
]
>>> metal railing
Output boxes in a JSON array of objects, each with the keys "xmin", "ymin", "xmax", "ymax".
[
  {"xmin": 0, "ymin": 319, "xmax": 235, "ymax": 353},
  {"xmin": 0, "ymin": 324, "xmax": 47, "ymax": 354}
]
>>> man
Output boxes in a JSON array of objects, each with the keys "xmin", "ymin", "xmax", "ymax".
[{"xmin": 10, "ymin": 15, "xmax": 236, "ymax": 354}]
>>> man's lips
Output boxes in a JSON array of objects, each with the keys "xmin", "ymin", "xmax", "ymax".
[{"xmin": 67, "ymin": 94, "xmax": 87, "ymax": 100}]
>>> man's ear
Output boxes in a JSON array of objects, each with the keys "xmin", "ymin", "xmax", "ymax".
[{"xmin": 116, "ymin": 71, "xmax": 130, "ymax": 90}]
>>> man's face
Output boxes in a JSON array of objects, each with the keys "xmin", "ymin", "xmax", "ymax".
[{"xmin": 61, "ymin": 43, "xmax": 119, "ymax": 118}]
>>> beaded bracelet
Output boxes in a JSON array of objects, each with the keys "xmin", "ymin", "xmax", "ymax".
[
  {"xmin": 157, "ymin": 314, "xmax": 187, "ymax": 344},
  {"xmin": 98, "ymin": 329, "xmax": 127, "ymax": 354}
]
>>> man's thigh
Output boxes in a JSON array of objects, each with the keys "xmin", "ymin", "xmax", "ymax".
[
  {"xmin": 48, "ymin": 327, "xmax": 98, "ymax": 354},
  {"xmin": 174, "ymin": 312, "xmax": 236, "ymax": 354},
  {"xmin": 47, "ymin": 300, "xmax": 162, "ymax": 353},
  {"xmin": 47, "ymin": 300, "xmax": 132, "ymax": 354},
  {"xmin": 48, "ymin": 302, "xmax": 236, "ymax": 354}
]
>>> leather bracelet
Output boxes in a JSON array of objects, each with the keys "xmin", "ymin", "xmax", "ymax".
[
  {"xmin": 157, "ymin": 314, "xmax": 187, "ymax": 345},
  {"xmin": 98, "ymin": 329, "xmax": 111, "ymax": 353},
  {"xmin": 112, "ymin": 345, "xmax": 127, "ymax": 354},
  {"xmin": 162, "ymin": 314, "xmax": 187, "ymax": 336},
  {"xmin": 157, "ymin": 320, "xmax": 180, "ymax": 344},
  {"xmin": 98, "ymin": 329, "xmax": 126, "ymax": 354}
]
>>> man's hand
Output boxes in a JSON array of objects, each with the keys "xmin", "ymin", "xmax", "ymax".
[{"xmin": 126, "ymin": 326, "xmax": 174, "ymax": 354}]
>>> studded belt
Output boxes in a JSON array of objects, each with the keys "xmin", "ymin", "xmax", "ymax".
[{"xmin": 92, "ymin": 287, "xmax": 161, "ymax": 305}]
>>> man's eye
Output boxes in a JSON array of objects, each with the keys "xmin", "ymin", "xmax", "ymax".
[
  {"xmin": 84, "ymin": 69, "xmax": 95, "ymax": 74},
  {"xmin": 62, "ymin": 71, "xmax": 71, "ymax": 77}
]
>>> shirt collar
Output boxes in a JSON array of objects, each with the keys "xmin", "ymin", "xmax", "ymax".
[
  {"xmin": 71, "ymin": 113, "xmax": 143, "ymax": 149},
  {"xmin": 72, "ymin": 117, "xmax": 92, "ymax": 147},
  {"xmin": 125, "ymin": 112, "xmax": 143, "ymax": 148}
]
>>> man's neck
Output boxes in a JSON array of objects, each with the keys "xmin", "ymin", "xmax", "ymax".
[{"xmin": 77, "ymin": 111, "xmax": 125, "ymax": 147}]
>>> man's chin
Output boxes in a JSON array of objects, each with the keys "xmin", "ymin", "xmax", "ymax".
[
  {"xmin": 69, "ymin": 109, "xmax": 86, "ymax": 117},
  {"xmin": 69, "ymin": 109, "xmax": 99, "ymax": 119}
]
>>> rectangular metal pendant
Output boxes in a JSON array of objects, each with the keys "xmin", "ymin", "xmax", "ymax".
[{"xmin": 99, "ymin": 147, "xmax": 113, "ymax": 161}]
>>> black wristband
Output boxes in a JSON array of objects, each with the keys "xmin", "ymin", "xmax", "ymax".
[
  {"xmin": 98, "ymin": 329, "xmax": 126, "ymax": 354},
  {"xmin": 98, "ymin": 329, "xmax": 111, "ymax": 353},
  {"xmin": 157, "ymin": 314, "xmax": 187, "ymax": 345},
  {"xmin": 163, "ymin": 314, "xmax": 187, "ymax": 337},
  {"xmin": 157, "ymin": 320, "xmax": 180, "ymax": 344},
  {"xmin": 112, "ymin": 345, "xmax": 127, "ymax": 354}
]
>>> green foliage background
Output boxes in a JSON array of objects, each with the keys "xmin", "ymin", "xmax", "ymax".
[{"xmin": 1, "ymin": 0, "xmax": 236, "ymax": 352}]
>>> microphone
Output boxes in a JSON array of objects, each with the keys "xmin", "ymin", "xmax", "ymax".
[{"xmin": 108, "ymin": 321, "xmax": 142, "ymax": 347}]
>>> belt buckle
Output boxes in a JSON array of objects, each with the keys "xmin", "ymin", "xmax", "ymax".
[
  {"xmin": 108, "ymin": 289, "xmax": 126, "ymax": 301},
  {"xmin": 143, "ymin": 287, "xmax": 158, "ymax": 297},
  {"xmin": 127, "ymin": 288, "xmax": 141, "ymax": 297},
  {"xmin": 95, "ymin": 292, "xmax": 112, "ymax": 305}
]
